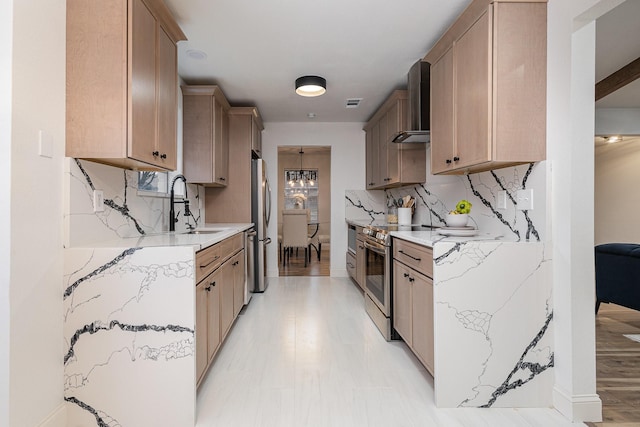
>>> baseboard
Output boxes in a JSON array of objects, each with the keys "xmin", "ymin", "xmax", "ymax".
[
  {"xmin": 553, "ymin": 386, "xmax": 602, "ymax": 422},
  {"xmin": 37, "ymin": 403, "xmax": 66, "ymax": 427},
  {"xmin": 330, "ymin": 268, "xmax": 348, "ymax": 277}
]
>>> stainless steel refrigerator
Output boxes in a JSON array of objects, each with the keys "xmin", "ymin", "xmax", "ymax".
[{"xmin": 251, "ymin": 158, "xmax": 272, "ymax": 292}]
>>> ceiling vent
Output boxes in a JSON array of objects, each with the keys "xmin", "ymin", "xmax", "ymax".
[{"xmin": 345, "ymin": 98, "xmax": 362, "ymax": 108}]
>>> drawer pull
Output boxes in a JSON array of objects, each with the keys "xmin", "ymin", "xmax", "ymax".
[
  {"xmin": 398, "ymin": 250, "xmax": 421, "ymax": 261},
  {"xmin": 199, "ymin": 255, "xmax": 220, "ymax": 269},
  {"xmin": 205, "ymin": 281, "xmax": 216, "ymax": 292},
  {"xmin": 403, "ymin": 272, "xmax": 409, "ymax": 278},
  {"xmin": 408, "ymin": 277, "xmax": 415, "ymax": 283}
]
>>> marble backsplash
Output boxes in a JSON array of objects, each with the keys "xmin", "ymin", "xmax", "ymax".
[
  {"xmin": 346, "ymin": 157, "xmax": 546, "ymax": 242},
  {"xmin": 64, "ymin": 158, "xmax": 204, "ymax": 247}
]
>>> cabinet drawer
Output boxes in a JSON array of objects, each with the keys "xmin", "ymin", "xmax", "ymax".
[
  {"xmin": 393, "ymin": 239, "xmax": 433, "ymax": 278},
  {"xmin": 196, "ymin": 243, "xmax": 223, "ymax": 284},
  {"xmin": 225, "ymin": 233, "xmax": 244, "ymax": 257},
  {"xmin": 346, "ymin": 251, "xmax": 356, "ymax": 279}
]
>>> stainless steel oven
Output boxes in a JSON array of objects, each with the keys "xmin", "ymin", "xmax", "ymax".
[{"xmin": 362, "ymin": 225, "xmax": 397, "ymax": 341}]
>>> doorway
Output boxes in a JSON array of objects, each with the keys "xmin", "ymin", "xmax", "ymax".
[{"xmin": 277, "ymin": 146, "xmax": 331, "ymax": 276}]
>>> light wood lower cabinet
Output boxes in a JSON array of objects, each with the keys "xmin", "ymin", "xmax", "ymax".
[
  {"xmin": 393, "ymin": 238, "xmax": 434, "ymax": 375},
  {"xmin": 232, "ymin": 251, "xmax": 246, "ymax": 318},
  {"xmin": 355, "ymin": 234, "xmax": 366, "ymax": 290},
  {"xmin": 195, "ymin": 234, "xmax": 245, "ymax": 386}
]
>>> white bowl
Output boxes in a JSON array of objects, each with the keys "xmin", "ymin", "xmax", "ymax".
[{"xmin": 445, "ymin": 213, "xmax": 469, "ymax": 227}]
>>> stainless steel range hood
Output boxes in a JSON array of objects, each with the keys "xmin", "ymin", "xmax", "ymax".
[{"xmin": 392, "ymin": 60, "xmax": 430, "ymax": 144}]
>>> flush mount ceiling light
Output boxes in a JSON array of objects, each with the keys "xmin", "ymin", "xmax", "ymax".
[
  {"xmin": 604, "ymin": 135, "xmax": 622, "ymax": 143},
  {"xmin": 295, "ymin": 76, "xmax": 326, "ymax": 97}
]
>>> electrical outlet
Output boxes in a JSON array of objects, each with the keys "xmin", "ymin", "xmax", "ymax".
[
  {"xmin": 93, "ymin": 190, "xmax": 104, "ymax": 212},
  {"xmin": 516, "ymin": 189, "xmax": 533, "ymax": 210},
  {"xmin": 497, "ymin": 190, "xmax": 507, "ymax": 209}
]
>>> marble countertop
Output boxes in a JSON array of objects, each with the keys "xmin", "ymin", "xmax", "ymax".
[
  {"xmin": 73, "ymin": 223, "xmax": 254, "ymax": 250},
  {"xmin": 390, "ymin": 230, "xmax": 504, "ymax": 247}
]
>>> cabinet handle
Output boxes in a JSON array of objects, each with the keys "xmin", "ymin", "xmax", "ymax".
[
  {"xmin": 403, "ymin": 272, "xmax": 409, "ymax": 278},
  {"xmin": 160, "ymin": 153, "xmax": 167, "ymax": 159},
  {"xmin": 358, "ymin": 245, "xmax": 364, "ymax": 250},
  {"xmin": 219, "ymin": 177, "xmax": 226, "ymax": 181},
  {"xmin": 152, "ymin": 151, "xmax": 159, "ymax": 157},
  {"xmin": 199, "ymin": 255, "xmax": 220, "ymax": 269},
  {"xmin": 445, "ymin": 159, "xmax": 452, "ymax": 164},
  {"xmin": 398, "ymin": 250, "xmax": 421, "ymax": 261},
  {"xmin": 453, "ymin": 156, "xmax": 460, "ymax": 162},
  {"xmin": 409, "ymin": 277, "xmax": 415, "ymax": 283},
  {"xmin": 384, "ymin": 178, "xmax": 391, "ymax": 181},
  {"xmin": 205, "ymin": 281, "xmax": 216, "ymax": 292},
  {"xmin": 232, "ymin": 261, "xmax": 239, "ymax": 266}
]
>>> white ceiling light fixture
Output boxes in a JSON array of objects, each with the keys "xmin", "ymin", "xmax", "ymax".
[{"xmin": 295, "ymin": 76, "xmax": 326, "ymax": 97}]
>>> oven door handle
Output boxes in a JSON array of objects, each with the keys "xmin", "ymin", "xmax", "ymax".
[{"xmin": 364, "ymin": 241, "xmax": 387, "ymax": 255}]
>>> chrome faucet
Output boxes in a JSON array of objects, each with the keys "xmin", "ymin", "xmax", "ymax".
[{"xmin": 169, "ymin": 174, "xmax": 191, "ymax": 232}]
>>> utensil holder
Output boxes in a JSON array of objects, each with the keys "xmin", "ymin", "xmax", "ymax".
[{"xmin": 398, "ymin": 208, "xmax": 412, "ymax": 225}]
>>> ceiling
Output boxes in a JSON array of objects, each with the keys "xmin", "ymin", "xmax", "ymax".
[
  {"xmin": 164, "ymin": 0, "xmax": 471, "ymax": 123},
  {"xmin": 595, "ymin": 0, "xmax": 640, "ymax": 109},
  {"xmin": 163, "ymin": 0, "xmax": 639, "ymax": 124}
]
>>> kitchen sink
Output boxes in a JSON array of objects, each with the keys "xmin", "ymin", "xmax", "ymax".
[{"xmin": 183, "ymin": 230, "xmax": 223, "ymax": 235}]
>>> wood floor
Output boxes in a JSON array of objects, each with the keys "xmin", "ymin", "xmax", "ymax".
[
  {"xmin": 586, "ymin": 303, "xmax": 640, "ymax": 427},
  {"xmin": 279, "ymin": 245, "xmax": 330, "ymax": 276}
]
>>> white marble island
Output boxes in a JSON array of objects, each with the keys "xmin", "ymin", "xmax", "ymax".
[
  {"xmin": 391, "ymin": 232, "xmax": 553, "ymax": 409},
  {"xmin": 63, "ymin": 224, "xmax": 252, "ymax": 427}
]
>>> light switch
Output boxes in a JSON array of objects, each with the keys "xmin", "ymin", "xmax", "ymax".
[
  {"xmin": 93, "ymin": 190, "xmax": 104, "ymax": 212},
  {"xmin": 516, "ymin": 189, "xmax": 533, "ymax": 210},
  {"xmin": 38, "ymin": 130, "xmax": 53, "ymax": 158}
]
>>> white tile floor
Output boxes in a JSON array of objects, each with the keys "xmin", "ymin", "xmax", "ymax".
[{"xmin": 196, "ymin": 277, "xmax": 584, "ymax": 427}]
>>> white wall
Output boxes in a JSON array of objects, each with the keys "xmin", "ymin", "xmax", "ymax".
[
  {"xmin": 547, "ymin": 0, "xmax": 626, "ymax": 421},
  {"xmin": 595, "ymin": 137, "xmax": 640, "ymax": 244},
  {"xmin": 1, "ymin": 1, "xmax": 14, "ymax": 425},
  {"xmin": 262, "ymin": 122, "xmax": 365, "ymax": 277},
  {"xmin": 8, "ymin": 0, "xmax": 67, "ymax": 426}
]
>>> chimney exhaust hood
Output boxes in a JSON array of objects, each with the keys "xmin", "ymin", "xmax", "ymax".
[{"xmin": 392, "ymin": 60, "xmax": 430, "ymax": 144}]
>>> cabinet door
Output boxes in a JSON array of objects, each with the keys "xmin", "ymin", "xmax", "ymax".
[
  {"xmin": 454, "ymin": 9, "xmax": 491, "ymax": 170},
  {"xmin": 385, "ymin": 103, "xmax": 400, "ymax": 184},
  {"xmin": 196, "ymin": 281, "xmax": 209, "ymax": 382},
  {"xmin": 378, "ymin": 116, "xmax": 389, "ymax": 185},
  {"xmin": 233, "ymin": 251, "xmax": 245, "ymax": 318},
  {"xmin": 393, "ymin": 261, "xmax": 412, "ymax": 344},
  {"xmin": 412, "ymin": 272, "xmax": 434, "ymax": 375},
  {"xmin": 183, "ymin": 95, "xmax": 213, "ymax": 183},
  {"xmin": 129, "ymin": 0, "xmax": 158, "ymax": 166},
  {"xmin": 156, "ymin": 26, "xmax": 177, "ymax": 170},
  {"xmin": 206, "ymin": 273, "xmax": 221, "ymax": 363},
  {"xmin": 355, "ymin": 237, "xmax": 366, "ymax": 290},
  {"xmin": 365, "ymin": 127, "xmax": 378, "ymax": 189},
  {"xmin": 219, "ymin": 261, "xmax": 235, "ymax": 338},
  {"xmin": 251, "ymin": 117, "xmax": 262, "ymax": 157},
  {"xmin": 430, "ymin": 46, "xmax": 455, "ymax": 175},
  {"xmin": 213, "ymin": 99, "xmax": 229, "ymax": 185}
]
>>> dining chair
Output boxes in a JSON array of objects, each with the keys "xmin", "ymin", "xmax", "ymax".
[{"xmin": 282, "ymin": 209, "xmax": 311, "ymax": 267}]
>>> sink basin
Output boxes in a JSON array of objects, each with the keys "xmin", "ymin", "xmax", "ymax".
[{"xmin": 183, "ymin": 230, "xmax": 222, "ymax": 235}]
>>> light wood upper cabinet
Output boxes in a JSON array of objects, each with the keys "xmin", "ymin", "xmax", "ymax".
[
  {"xmin": 205, "ymin": 107, "xmax": 263, "ymax": 223},
  {"xmin": 364, "ymin": 90, "xmax": 426, "ymax": 189},
  {"xmin": 66, "ymin": 0, "xmax": 186, "ymax": 171},
  {"xmin": 430, "ymin": 47, "xmax": 455, "ymax": 174},
  {"xmin": 182, "ymin": 86, "xmax": 231, "ymax": 186},
  {"xmin": 426, "ymin": 0, "xmax": 547, "ymax": 175}
]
